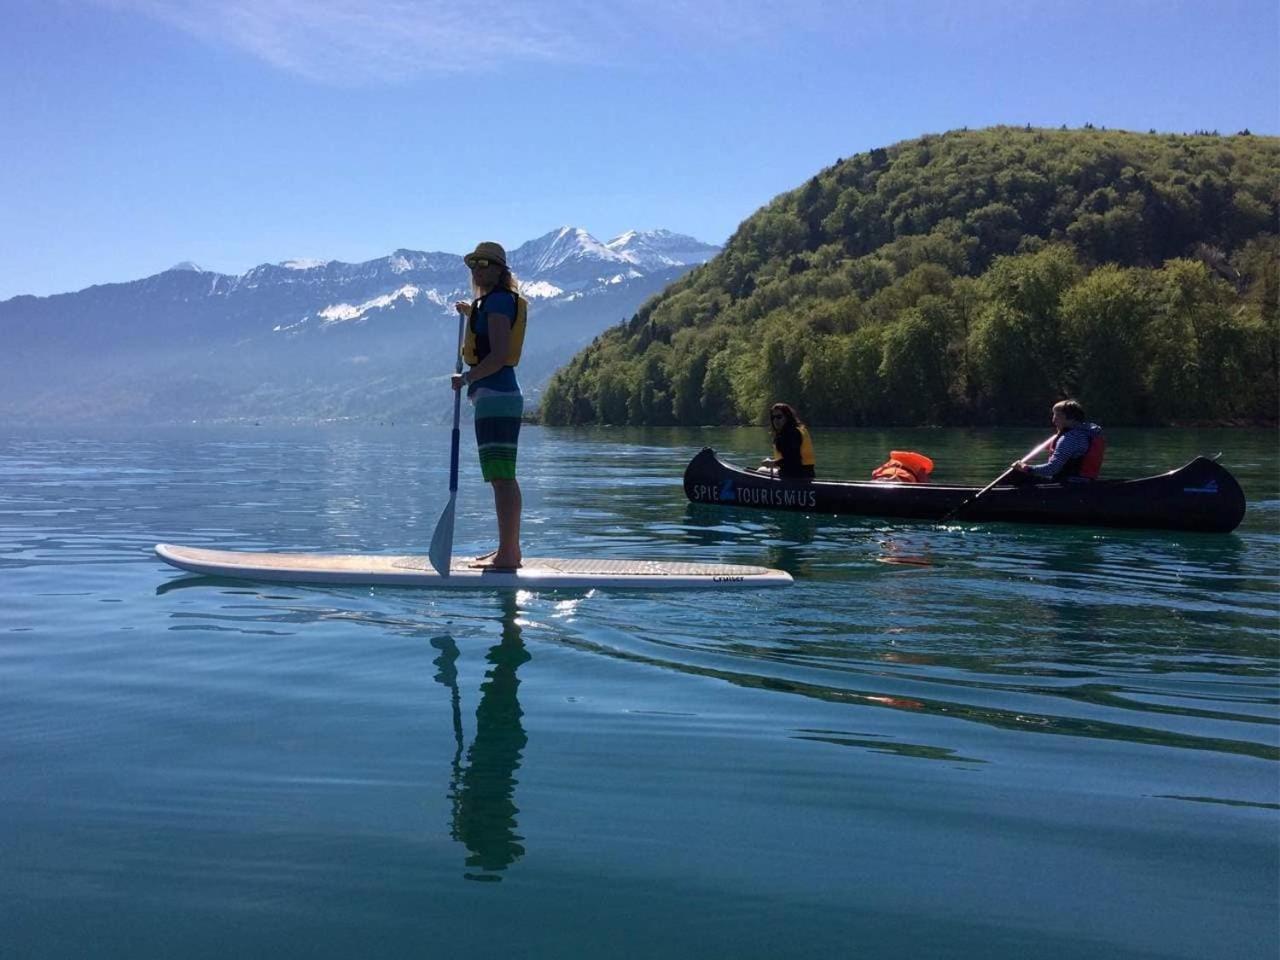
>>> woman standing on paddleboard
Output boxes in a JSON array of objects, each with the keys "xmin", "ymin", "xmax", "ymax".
[{"xmin": 453, "ymin": 242, "xmax": 526, "ymax": 569}]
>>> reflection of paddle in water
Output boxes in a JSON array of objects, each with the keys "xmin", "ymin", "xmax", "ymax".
[
  {"xmin": 430, "ymin": 595, "xmax": 530, "ymax": 882},
  {"xmin": 430, "ymin": 635, "xmax": 466, "ymax": 829}
]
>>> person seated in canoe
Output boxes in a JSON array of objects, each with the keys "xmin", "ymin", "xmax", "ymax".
[
  {"xmin": 1011, "ymin": 399, "xmax": 1105, "ymax": 484},
  {"xmin": 871, "ymin": 451, "xmax": 933, "ymax": 483},
  {"xmin": 759, "ymin": 402, "xmax": 816, "ymax": 479}
]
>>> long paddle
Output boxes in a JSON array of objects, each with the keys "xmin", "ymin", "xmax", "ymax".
[
  {"xmin": 428, "ymin": 307, "xmax": 468, "ymax": 576},
  {"xmin": 942, "ymin": 434, "xmax": 1056, "ymax": 523}
]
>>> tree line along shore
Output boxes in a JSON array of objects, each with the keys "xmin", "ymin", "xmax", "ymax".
[{"xmin": 539, "ymin": 126, "xmax": 1278, "ymax": 428}]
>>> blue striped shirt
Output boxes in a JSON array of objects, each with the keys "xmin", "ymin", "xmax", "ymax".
[{"xmin": 1027, "ymin": 427, "xmax": 1092, "ymax": 479}]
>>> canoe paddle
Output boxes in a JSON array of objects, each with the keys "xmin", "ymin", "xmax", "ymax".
[
  {"xmin": 942, "ymin": 434, "xmax": 1056, "ymax": 523},
  {"xmin": 428, "ymin": 307, "xmax": 469, "ymax": 576}
]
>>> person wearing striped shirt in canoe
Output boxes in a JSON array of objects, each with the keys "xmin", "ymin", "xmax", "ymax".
[{"xmin": 1011, "ymin": 399, "xmax": 1106, "ymax": 484}]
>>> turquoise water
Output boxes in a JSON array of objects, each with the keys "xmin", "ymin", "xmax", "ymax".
[{"xmin": 2, "ymin": 425, "xmax": 1277, "ymax": 959}]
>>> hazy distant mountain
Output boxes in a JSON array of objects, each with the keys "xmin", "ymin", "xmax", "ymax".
[{"xmin": 0, "ymin": 228, "xmax": 719, "ymax": 424}]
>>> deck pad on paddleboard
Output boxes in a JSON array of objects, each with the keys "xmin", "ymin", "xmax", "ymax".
[{"xmin": 155, "ymin": 544, "xmax": 792, "ymax": 590}]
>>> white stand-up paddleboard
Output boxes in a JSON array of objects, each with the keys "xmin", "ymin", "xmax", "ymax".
[{"xmin": 155, "ymin": 544, "xmax": 793, "ymax": 590}]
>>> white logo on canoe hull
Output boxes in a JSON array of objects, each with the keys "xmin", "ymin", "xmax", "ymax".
[{"xmin": 690, "ymin": 480, "xmax": 817, "ymax": 509}]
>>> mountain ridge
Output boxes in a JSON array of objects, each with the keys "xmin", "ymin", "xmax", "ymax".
[
  {"xmin": 2, "ymin": 227, "xmax": 717, "ymax": 305},
  {"xmin": 0, "ymin": 226, "xmax": 721, "ymax": 424}
]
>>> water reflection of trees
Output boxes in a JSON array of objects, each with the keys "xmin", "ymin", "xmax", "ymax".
[
  {"xmin": 430, "ymin": 594, "xmax": 529, "ymax": 882},
  {"xmin": 680, "ymin": 503, "xmax": 822, "ymax": 578}
]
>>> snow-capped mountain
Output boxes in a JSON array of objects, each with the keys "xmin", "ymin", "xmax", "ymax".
[
  {"xmin": 511, "ymin": 227, "xmax": 627, "ymax": 277},
  {"xmin": 164, "ymin": 228, "xmax": 718, "ymax": 334},
  {"xmin": 0, "ymin": 227, "xmax": 720, "ymax": 423},
  {"xmin": 509, "ymin": 227, "xmax": 718, "ymax": 292},
  {"xmin": 605, "ymin": 229, "xmax": 722, "ymax": 272}
]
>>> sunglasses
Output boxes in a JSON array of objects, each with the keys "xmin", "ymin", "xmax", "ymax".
[
  {"xmin": 469, "ymin": 258, "xmax": 498, "ymax": 270},
  {"xmin": 770, "ymin": 413, "xmax": 786, "ymax": 421}
]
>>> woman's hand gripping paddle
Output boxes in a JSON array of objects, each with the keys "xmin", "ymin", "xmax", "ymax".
[
  {"xmin": 428, "ymin": 308, "xmax": 468, "ymax": 576},
  {"xmin": 941, "ymin": 434, "xmax": 1056, "ymax": 523}
]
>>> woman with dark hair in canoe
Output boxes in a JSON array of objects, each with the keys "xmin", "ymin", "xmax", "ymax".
[
  {"xmin": 1011, "ymin": 399, "xmax": 1105, "ymax": 484},
  {"xmin": 452, "ymin": 242, "xmax": 527, "ymax": 569},
  {"xmin": 759, "ymin": 402, "xmax": 816, "ymax": 479}
]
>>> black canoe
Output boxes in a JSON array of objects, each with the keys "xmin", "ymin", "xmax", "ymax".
[{"xmin": 682, "ymin": 448, "xmax": 1246, "ymax": 533}]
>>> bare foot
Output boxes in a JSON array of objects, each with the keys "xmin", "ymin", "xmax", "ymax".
[{"xmin": 469, "ymin": 552, "xmax": 521, "ymax": 570}]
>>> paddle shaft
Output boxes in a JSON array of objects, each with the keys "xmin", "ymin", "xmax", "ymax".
[
  {"xmin": 944, "ymin": 434, "xmax": 1056, "ymax": 521},
  {"xmin": 427, "ymin": 307, "xmax": 469, "ymax": 576},
  {"xmin": 447, "ymin": 308, "xmax": 466, "ymax": 495}
]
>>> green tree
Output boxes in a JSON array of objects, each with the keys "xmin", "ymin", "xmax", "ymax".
[
  {"xmin": 1060, "ymin": 266, "xmax": 1152, "ymax": 422},
  {"xmin": 967, "ymin": 245, "xmax": 1081, "ymax": 419},
  {"xmin": 844, "ymin": 327, "xmax": 887, "ymax": 425},
  {"xmin": 596, "ymin": 363, "xmax": 633, "ymax": 425},
  {"xmin": 700, "ymin": 349, "xmax": 739, "ymax": 424},
  {"xmin": 877, "ymin": 297, "xmax": 955, "ymax": 424}
]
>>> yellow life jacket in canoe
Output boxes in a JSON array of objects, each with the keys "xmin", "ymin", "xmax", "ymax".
[{"xmin": 772, "ymin": 424, "xmax": 816, "ymax": 472}]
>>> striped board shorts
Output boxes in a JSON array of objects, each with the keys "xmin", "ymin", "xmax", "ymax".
[{"xmin": 472, "ymin": 388, "xmax": 523, "ymax": 481}]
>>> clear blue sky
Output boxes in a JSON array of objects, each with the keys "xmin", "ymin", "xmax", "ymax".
[{"xmin": 2, "ymin": 0, "xmax": 1275, "ymax": 300}]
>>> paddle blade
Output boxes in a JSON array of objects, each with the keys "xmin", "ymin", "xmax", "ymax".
[{"xmin": 428, "ymin": 493, "xmax": 457, "ymax": 577}]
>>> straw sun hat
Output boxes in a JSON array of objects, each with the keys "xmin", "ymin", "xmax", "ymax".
[{"xmin": 463, "ymin": 241, "xmax": 507, "ymax": 268}]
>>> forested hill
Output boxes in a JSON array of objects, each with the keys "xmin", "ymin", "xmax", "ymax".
[{"xmin": 541, "ymin": 127, "xmax": 1278, "ymax": 427}]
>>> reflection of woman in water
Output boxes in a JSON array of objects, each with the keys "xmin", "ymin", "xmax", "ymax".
[{"xmin": 431, "ymin": 595, "xmax": 529, "ymax": 881}]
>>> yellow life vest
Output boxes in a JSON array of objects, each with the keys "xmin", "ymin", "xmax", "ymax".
[
  {"xmin": 773, "ymin": 424, "xmax": 816, "ymax": 467},
  {"xmin": 462, "ymin": 289, "xmax": 527, "ymax": 366}
]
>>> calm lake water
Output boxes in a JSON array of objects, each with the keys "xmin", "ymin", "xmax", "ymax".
[{"xmin": 2, "ymin": 424, "xmax": 1277, "ymax": 959}]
